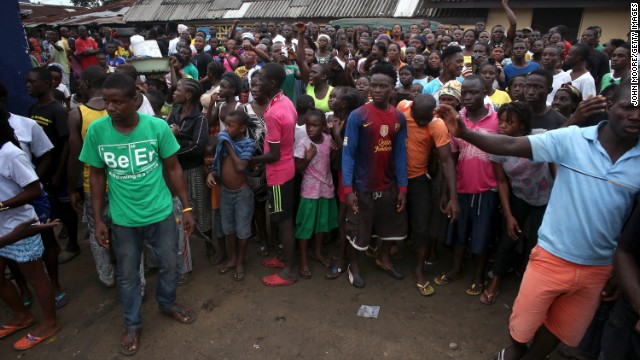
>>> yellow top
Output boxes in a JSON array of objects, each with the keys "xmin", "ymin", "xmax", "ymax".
[{"xmin": 80, "ymin": 105, "xmax": 108, "ymax": 194}]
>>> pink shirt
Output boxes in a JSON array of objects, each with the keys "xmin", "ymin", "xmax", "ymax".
[
  {"xmin": 294, "ymin": 133, "xmax": 334, "ymax": 199},
  {"xmin": 450, "ymin": 104, "xmax": 499, "ymax": 194},
  {"xmin": 264, "ymin": 92, "xmax": 296, "ymax": 186}
]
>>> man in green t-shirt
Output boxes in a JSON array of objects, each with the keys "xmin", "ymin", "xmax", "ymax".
[
  {"xmin": 269, "ymin": 42, "xmax": 301, "ymax": 104},
  {"xmin": 79, "ymin": 73, "xmax": 196, "ymax": 356}
]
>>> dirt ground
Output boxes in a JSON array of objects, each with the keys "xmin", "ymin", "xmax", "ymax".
[{"xmin": 1, "ymin": 225, "xmax": 569, "ymax": 360}]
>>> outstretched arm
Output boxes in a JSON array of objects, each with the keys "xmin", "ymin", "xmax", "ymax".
[
  {"xmin": 295, "ymin": 22, "xmax": 310, "ymax": 84},
  {"xmin": 503, "ymin": 0, "xmax": 517, "ymax": 42},
  {"xmin": 436, "ymin": 104, "xmax": 532, "ymax": 159}
]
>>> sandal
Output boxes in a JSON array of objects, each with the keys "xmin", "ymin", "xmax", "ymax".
[
  {"xmin": 434, "ymin": 273, "xmax": 461, "ymax": 286},
  {"xmin": 299, "ymin": 268, "xmax": 312, "ymax": 280},
  {"xmin": 120, "ymin": 327, "xmax": 141, "ymax": 356},
  {"xmin": 365, "ymin": 245, "xmax": 379, "ymax": 258},
  {"xmin": 480, "ymin": 290, "xmax": 500, "ymax": 305},
  {"xmin": 218, "ymin": 265, "xmax": 235, "ymax": 275},
  {"xmin": 374, "ymin": 259, "xmax": 404, "ymax": 280},
  {"xmin": 13, "ymin": 326, "xmax": 60, "ymax": 351},
  {"xmin": 262, "ymin": 273, "xmax": 296, "ymax": 287},
  {"xmin": 465, "ymin": 283, "xmax": 484, "ymax": 296},
  {"xmin": 262, "ymin": 256, "xmax": 284, "ymax": 269},
  {"xmin": 0, "ymin": 321, "xmax": 34, "ymax": 339},
  {"xmin": 55, "ymin": 292, "xmax": 70, "ymax": 309},
  {"xmin": 233, "ymin": 271, "xmax": 245, "ymax": 281},
  {"xmin": 416, "ymin": 282, "xmax": 435, "ymax": 296},
  {"xmin": 162, "ymin": 304, "xmax": 197, "ymax": 324},
  {"xmin": 347, "ymin": 264, "xmax": 365, "ymax": 289},
  {"xmin": 325, "ymin": 264, "xmax": 346, "ymax": 280}
]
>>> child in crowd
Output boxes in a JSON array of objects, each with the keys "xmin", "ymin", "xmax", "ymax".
[
  {"xmin": 324, "ymin": 86, "xmax": 366, "ymax": 279},
  {"xmin": 206, "ymin": 110, "xmax": 256, "ymax": 281},
  {"xmin": 294, "ymin": 109, "xmax": 337, "ymax": 279},
  {"xmin": 481, "ymin": 102, "xmax": 553, "ymax": 305},
  {"xmin": 47, "ymin": 65, "xmax": 70, "ymax": 110},
  {"xmin": 479, "ymin": 58, "xmax": 511, "ymax": 111},
  {"xmin": 355, "ymin": 75, "xmax": 371, "ymax": 100},
  {"xmin": 410, "ymin": 83, "xmax": 423, "ymax": 98},
  {"xmin": 295, "ymin": 95, "xmax": 316, "ymax": 144},
  {"xmin": 507, "ymin": 73, "xmax": 527, "ymax": 102},
  {"xmin": 395, "ymin": 64, "xmax": 416, "ymax": 103},
  {"xmin": 207, "ymin": 72, "xmax": 243, "ymax": 132}
]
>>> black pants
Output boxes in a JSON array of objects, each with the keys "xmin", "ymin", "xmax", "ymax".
[{"xmin": 492, "ymin": 194, "xmax": 546, "ymax": 278}]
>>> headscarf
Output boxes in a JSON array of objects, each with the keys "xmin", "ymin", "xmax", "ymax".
[
  {"xmin": 318, "ymin": 34, "xmax": 331, "ymax": 43},
  {"xmin": 438, "ymin": 80, "xmax": 462, "ymax": 102},
  {"xmin": 376, "ymin": 34, "xmax": 392, "ymax": 42}
]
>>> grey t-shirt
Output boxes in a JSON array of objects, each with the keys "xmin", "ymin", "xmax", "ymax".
[{"xmin": 490, "ymin": 154, "xmax": 554, "ymax": 206}]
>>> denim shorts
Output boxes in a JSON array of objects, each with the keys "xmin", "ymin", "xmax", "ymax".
[{"xmin": 220, "ymin": 187, "xmax": 254, "ymax": 240}]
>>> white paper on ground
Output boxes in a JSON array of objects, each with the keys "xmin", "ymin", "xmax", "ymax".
[{"xmin": 357, "ymin": 305, "xmax": 380, "ymax": 318}]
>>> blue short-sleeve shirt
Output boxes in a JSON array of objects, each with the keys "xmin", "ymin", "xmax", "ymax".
[{"xmin": 528, "ymin": 122, "xmax": 640, "ymax": 266}]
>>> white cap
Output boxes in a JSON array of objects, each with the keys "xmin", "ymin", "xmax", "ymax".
[{"xmin": 178, "ymin": 24, "xmax": 188, "ymax": 34}]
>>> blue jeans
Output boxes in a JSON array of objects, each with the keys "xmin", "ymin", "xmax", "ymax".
[{"xmin": 111, "ymin": 215, "xmax": 179, "ymax": 329}]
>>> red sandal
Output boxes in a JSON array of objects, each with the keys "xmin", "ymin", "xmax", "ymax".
[
  {"xmin": 262, "ymin": 273, "xmax": 296, "ymax": 287},
  {"xmin": 262, "ymin": 256, "xmax": 285, "ymax": 269}
]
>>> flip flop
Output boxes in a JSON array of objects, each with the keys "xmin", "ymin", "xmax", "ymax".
[
  {"xmin": 13, "ymin": 326, "xmax": 60, "ymax": 351},
  {"xmin": 299, "ymin": 268, "xmax": 312, "ymax": 280},
  {"xmin": 0, "ymin": 321, "xmax": 34, "ymax": 339},
  {"xmin": 325, "ymin": 264, "xmax": 346, "ymax": 280},
  {"xmin": 375, "ymin": 259, "xmax": 404, "ymax": 280},
  {"xmin": 162, "ymin": 304, "xmax": 197, "ymax": 324},
  {"xmin": 55, "ymin": 292, "xmax": 69, "ymax": 309},
  {"xmin": 233, "ymin": 271, "xmax": 245, "ymax": 281},
  {"xmin": 365, "ymin": 246, "xmax": 379, "ymax": 258},
  {"xmin": 262, "ymin": 273, "xmax": 296, "ymax": 287},
  {"xmin": 465, "ymin": 283, "xmax": 484, "ymax": 296},
  {"xmin": 347, "ymin": 264, "xmax": 365, "ymax": 289},
  {"xmin": 434, "ymin": 273, "xmax": 460, "ymax": 285},
  {"xmin": 262, "ymin": 256, "xmax": 285, "ymax": 269},
  {"xmin": 218, "ymin": 265, "xmax": 235, "ymax": 275},
  {"xmin": 416, "ymin": 282, "xmax": 435, "ymax": 296},
  {"xmin": 120, "ymin": 327, "xmax": 141, "ymax": 356},
  {"xmin": 480, "ymin": 290, "xmax": 500, "ymax": 305}
]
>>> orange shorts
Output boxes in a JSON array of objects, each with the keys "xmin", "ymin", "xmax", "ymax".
[{"xmin": 509, "ymin": 245, "xmax": 612, "ymax": 346}]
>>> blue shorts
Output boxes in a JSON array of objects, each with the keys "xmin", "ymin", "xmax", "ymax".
[
  {"xmin": 220, "ymin": 187, "xmax": 254, "ymax": 240},
  {"xmin": 445, "ymin": 191, "xmax": 498, "ymax": 255},
  {"xmin": 31, "ymin": 188, "xmax": 50, "ymax": 223}
]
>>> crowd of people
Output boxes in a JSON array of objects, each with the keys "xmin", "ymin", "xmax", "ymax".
[{"xmin": 1, "ymin": 0, "xmax": 638, "ymax": 358}]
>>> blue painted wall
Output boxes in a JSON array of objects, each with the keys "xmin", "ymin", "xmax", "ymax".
[{"xmin": 1, "ymin": 0, "xmax": 35, "ymax": 116}]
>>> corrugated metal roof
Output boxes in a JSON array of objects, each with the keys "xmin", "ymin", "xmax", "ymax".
[
  {"xmin": 125, "ymin": 0, "xmax": 401, "ymax": 22},
  {"xmin": 22, "ymin": 0, "xmax": 134, "ymax": 26}
]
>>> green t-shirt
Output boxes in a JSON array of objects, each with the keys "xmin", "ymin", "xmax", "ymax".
[
  {"xmin": 79, "ymin": 113, "xmax": 180, "ymax": 227},
  {"xmin": 183, "ymin": 63, "xmax": 199, "ymax": 80},
  {"xmin": 600, "ymin": 73, "xmax": 621, "ymax": 93},
  {"xmin": 282, "ymin": 64, "xmax": 300, "ymax": 105}
]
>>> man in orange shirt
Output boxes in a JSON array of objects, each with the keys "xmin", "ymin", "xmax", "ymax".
[{"xmin": 397, "ymin": 94, "xmax": 458, "ymax": 296}]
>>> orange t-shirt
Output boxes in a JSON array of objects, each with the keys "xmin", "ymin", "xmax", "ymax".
[{"xmin": 397, "ymin": 100, "xmax": 450, "ymax": 179}]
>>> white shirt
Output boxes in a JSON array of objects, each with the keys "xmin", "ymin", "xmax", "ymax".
[
  {"xmin": 138, "ymin": 94, "xmax": 155, "ymax": 115},
  {"xmin": 567, "ymin": 70, "xmax": 597, "ymax": 100},
  {"xmin": 548, "ymin": 70, "xmax": 573, "ymax": 105},
  {"xmin": 168, "ymin": 37, "xmax": 180, "ymax": 55},
  {"xmin": 8, "ymin": 113, "xmax": 54, "ymax": 165},
  {"xmin": 0, "ymin": 142, "xmax": 39, "ymax": 236}
]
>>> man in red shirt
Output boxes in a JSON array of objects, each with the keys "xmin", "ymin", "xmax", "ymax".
[{"xmin": 74, "ymin": 26, "xmax": 99, "ymax": 69}]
